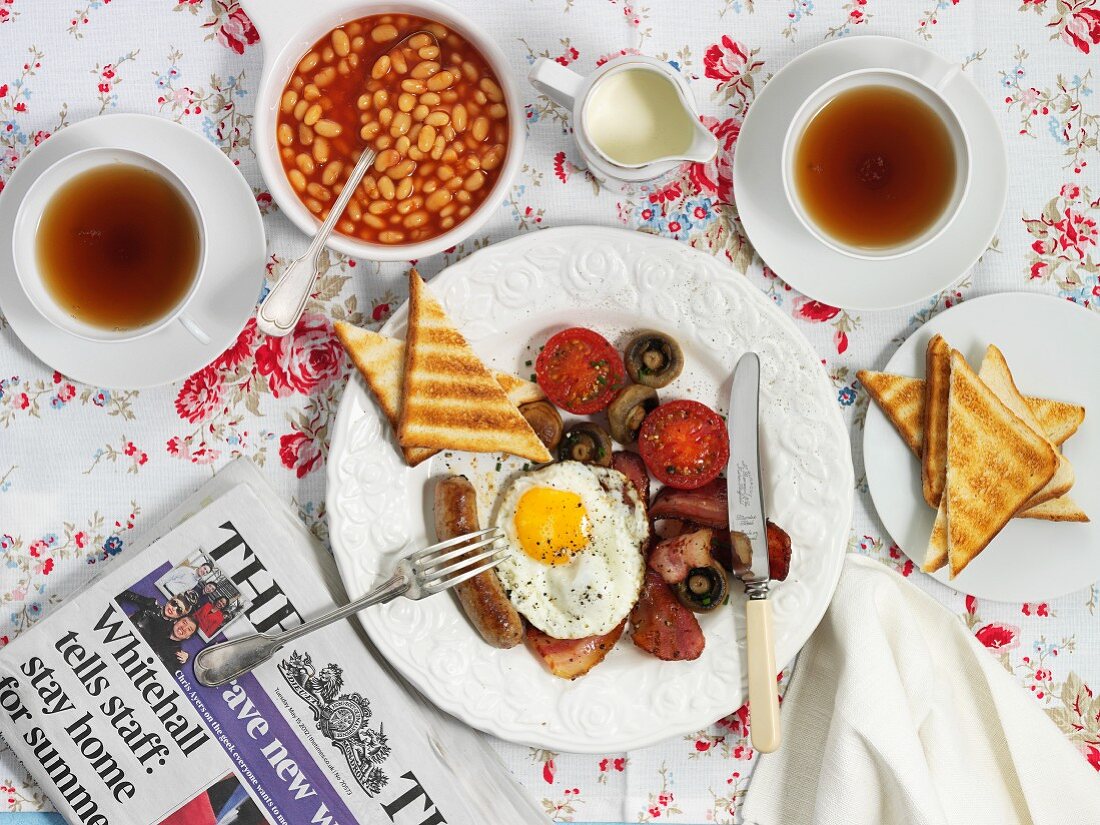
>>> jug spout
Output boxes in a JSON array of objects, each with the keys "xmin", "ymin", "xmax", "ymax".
[{"xmin": 681, "ymin": 119, "xmax": 720, "ymax": 164}]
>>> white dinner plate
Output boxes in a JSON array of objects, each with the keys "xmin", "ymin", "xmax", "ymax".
[
  {"xmin": 864, "ymin": 292, "xmax": 1100, "ymax": 602},
  {"xmin": 734, "ymin": 36, "xmax": 1007, "ymax": 311},
  {"xmin": 0, "ymin": 114, "xmax": 266, "ymax": 388},
  {"xmin": 327, "ymin": 226, "xmax": 854, "ymax": 752}
]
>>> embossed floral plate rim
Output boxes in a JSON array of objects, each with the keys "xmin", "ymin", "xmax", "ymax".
[{"xmin": 327, "ymin": 226, "xmax": 854, "ymax": 752}]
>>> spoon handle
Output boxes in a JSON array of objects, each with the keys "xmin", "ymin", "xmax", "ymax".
[{"xmin": 256, "ymin": 148, "xmax": 377, "ymax": 337}]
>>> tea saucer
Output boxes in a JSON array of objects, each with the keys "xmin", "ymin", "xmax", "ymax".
[
  {"xmin": 0, "ymin": 114, "xmax": 265, "ymax": 388},
  {"xmin": 734, "ymin": 36, "xmax": 1007, "ymax": 311}
]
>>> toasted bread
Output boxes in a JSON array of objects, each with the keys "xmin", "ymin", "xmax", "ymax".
[
  {"xmin": 858, "ymin": 370, "xmax": 925, "ymax": 456},
  {"xmin": 863, "ymin": 373, "xmax": 1083, "ymax": 455},
  {"xmin": 924, "ymin": 497, "xmax": 949, "ymax": 573},
  {"xmin": 1018, "ymin": 493, "xmax": 1090, "ymax": 523},
  {"xmin": 398, "ymin": 270, "xmax": 552, "ymax": 463},
  {"xmin": 335, "ymin": 321, "xmax": 547, "ymax": 466},
  {"xmin": 941, "ymin": 351, "xmax": 1057, "ymax": 578},
  {"xmin": 978, "ymin": 344, "xmax": 1074, "ymax": 509},
  {"xmin": 921, "ymin": 335, "xmax": 951, "ymax": 507}
]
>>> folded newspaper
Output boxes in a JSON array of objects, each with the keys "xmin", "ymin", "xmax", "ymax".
[{"xmin": 0, "ymin": 459, "xmax": 548, "ymax": 825}]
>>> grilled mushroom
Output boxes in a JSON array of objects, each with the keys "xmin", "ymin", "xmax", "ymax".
[
  {"xmin": 624, "ymin": 330, "xmax": 684, "ymax": 388},
  {"xmin": 674, "ymin": 561, "xmax": 729, "ymax": 613},
  {"xmin": 559, "ymin": 422, "xmax": 613, "ymax": 466},
  {"xmin": 607, "ymin": 384, "xmax": 659, "ymax": 444},
  {"xmin": 519, "ymin": 401, "xmax": 564, "ymax": 453}
]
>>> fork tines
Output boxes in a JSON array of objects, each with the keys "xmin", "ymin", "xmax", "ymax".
[{"xmin": 413, "ymin": 527, "xmax": 508, "ymax": 595}]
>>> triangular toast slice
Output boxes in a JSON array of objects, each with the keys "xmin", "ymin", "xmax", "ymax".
[
  {"xmin": 398, "ymin": 270, "xmax": 552, "ymax": 463},
  {"xmin": 921, "ymin": 335, "xmax": 951, "ymax": 508},
  {"xmin": 1018, "ymin": 493, "xmax": 1090, "ymax": 523},
  {"xmin": 940, "ymin": 351, "xmax": 1057, "ymax": 578},
  {"xmin": 334, "ymin": 322, "xmax": 545, "ymax": 466},
  {"xmin": 860, "ymin": 372, "xmax": 1084, "ymax": 456},
  {"xmin": 978, "ymin": 345, "xmax": 1074, "ymax": 509}
]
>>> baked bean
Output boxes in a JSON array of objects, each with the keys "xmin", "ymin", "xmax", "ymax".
[
  {"xmin": 375, "ymin": 135, "xmax": 393, "ymax": 150},
  {"xmin": 378, "ymin": 176, "xmax": 396, "ymax": 200},
  {"xmin": 322, "ymin": 161, "xmax": 343, "ymax": 185},
  {"xmin": 333, "ymin": 28, "xmax": 351, "ymax": 56},
  {"xmin": 312, "ymin": 135, "xmax": 330, "ymax": 162},
  {"xmin": 307, "ymin": 182, "xmax": 330, "ymax": 201},
  {"xmin": 455, "ymin": 190, "xmax": 472, "ymax": 204},
  {"xmin": 293, "ymin": 99, "xmax": 309, "ymax": 120},
  {"xmin": 304, "ymin": 104, "xmax": 323, "ymax": 126},
  {"xmin": 471, "ymin": 116, "xmax": 489, "ymax": 141},
  {"xmin": 292, "ymin": 75, "xmax": 304, "ymax": 92},
  {"xmin": 481, "ymin": 144, "xmax": 504, "ymax": 170},
  {"xmin": 339, "ymin": 219, "xmax": 356, "ymax": 234},
  {"xmin": 396, "ymin": 177, "xmax": 414, "ymax": 200},
  {"xmin": 418, "ymin": 124, "xmax": 437, "ymax": 153},
  {"xmin": 303, "ymin": 83, "xmax": 320, "ymax": 101},
  {"xmin": 401, "ymin": 78, "xmax": 427, "ymax": 93},
  {"xmin": 348, "ymin": 21, "xmax": 362, "ymax": 35},
  {"xmin": 480, "ymin": 77, "xmax": 504, "ymax": 103},
  {"xmin": 458, "ymin": 205, "xmax": 472, "ymax": 217},
  {"xmin": 418, "ymin": 45, "xmax": 440, "ymax": 60},
  {"xmin": 451, "ymin": 103, "xmax": 468, "ymax": 132},
  {"xmin": 281, "ymin": 146, "xmax": 294, "ymax": 161},
  {"xmin": 314, "ymin": 67, "xmax": 336, "ymax": 87},
  {"xmin": 422, "ymin": 110, "xmax": 448, "ymax": 127},
  {"xmin": 411, "ymin": 61, "xmax": 440, "ymax": 80},
  {"xmin": 396, "ymin": 135, "xmax": 412, "ymax": 154},
  {"xmin": 398, "ymin": 92, "xmax": 416, "ymax": 112},
  {"xmin": 464, "ymin": 170, "xmax": 485, "ymax": 191},
  {"xmin": 441, "ymin": 90, "xmax": 459, "ymax": 104},
  {"xmin": 372, "ymin": 23, "xmax": 399, "ymax": 42},
  {"xmin": 361, "ymin": 121, "xmax": 381, "ymax": 140},
  {"xmin": 391, "ymin": 111, "xmax": 412, "ymax": 136},
  {"xmin": 413, "ymin": 103, "xmax": 429, "ymax": 121},
  {"xmin": 473, "ymin": 89, "xmax": 488, "ymax": 106},
  {"xmin": 426, "ymin": 22, "xmax": 448, "ymax": 38},
  {"xmin": 357, "ymin": 93, "xmax": 372, "ymax": 110},
  {"xmin": 305, "ymin": 197, "xmax": 323, "ymax": 214},
  {"xmin": 420, "ymin": 91, "xmax": 441, "ymax": 106},
  {"xmin": 375, "ymin": 148, "xmax": 400, "ymax": 171},
  {"xmin": 297, "ymin": 154, "xmax": 315, "ymax": 175},
  {"xmin": 348, "ymin": 54, "xmax": 359, "ymax": 68},
  {"xmin": 289, "ymin": 169, "xmax": 307, "ymax": 192},
  {"xmin": 379, "ymin": 107, "xmax": 394, "ymax": 127},
  {"xmin": 440, "ymin": 203, "xmax": 457, "ymax": 217},
  {"xmin": 387, "ymin": 159, "xmax": 416, "ymax": 179},
  {"xmin": 278, "ymin": 123, "xmax": 294, "ymax": 146},
  {"xmin": 408, "ymin": 33, "xmax": 432, "ymax": 49},
  {"xmin": 298, "ymin": 52, "xmax": 320, "ymax": 72},
  {"xmin": 445, "ymin": 174, "xmax": 464, "ymax": 190},
  {"xmin": 437, "ymin": 164, "xmax": 455, "ymax": 180},
  {"xmin": 426, "ymin": 70, "xmax": 454, "ymax": 92},
  {"xmin": 422, "ymin": 178, "xmax": 438, "ymax": 193},
  {"xmin": 441, "ymin": 216, "xmax": 455, "ymax": 229},
  {"xmin": 298, "ymin": 123, "xmax": 314, "ymax": 145},
  {"xmin": 352, "ymin": 35, "xmax": 366, "ymax": 52},
  {"xmin": 314, "ymin": 119, "xmax": 342, "ymax": 138},
  {"xmin": 371, "ymin": 55, "xmax": 391, "ymax": 79},
  {"xmin": 347, "ymin": 199, "xmax": 362, "ymax": 221},
  {"xmin": 281, "ymin": 90, "xmax": 299, "ymax": 113},
  {"xmin": 322, "ymin": 46, "xmax": 335, "ymax": 62},
  {"xmin": 408, "ymin": 146, "xmax": 426, "ymax": 161},
  {"xmin": 373, "ymin": 89, "xmax": 389, "ymax": 109},
  {"xmin": 390, "ymin": 48, "xmax": 408, "ymax": 74},
  {"xmin": 488, "ymin": 103, "xmax": 507, "ymax": 120},
  {"xmin": 426, "ymin": 188, "xmax": 453, "ymax": 211},
  {"xmin": 441, "ymin": 147, "xmax": 459, "ymax": 164},
  {"xmin": 338, "ymin": 58, "xmax": 351, "ymax": 76},
  {"xmin": 378, "ymin": 230, "xmax": 405, "ymax": 243},
  {"xmin": 403, "ymin": 210, "xmax": 429, "ymax": 228},
  {"xmin": 363, "ymin": 214, "xmax": 386, "ymax": 229},
  {"xmin": 461, "ymin": 61, "xmax": 479, "ymax": 82},
  {"xmin": 395, "ymin": 198, "xmax": 416, "ymax": 215}
]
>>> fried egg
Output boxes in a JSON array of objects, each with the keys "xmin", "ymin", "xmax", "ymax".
[{"xmin": 493, "ymin": 461, "xmax": 647, "ymax": 639}]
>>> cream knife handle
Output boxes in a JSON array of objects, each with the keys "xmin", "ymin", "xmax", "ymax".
[{"xmin": 746, "ymin": 597, "xmax": 781, "ymax": 753}]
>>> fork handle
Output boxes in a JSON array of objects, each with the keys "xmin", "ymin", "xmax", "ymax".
[{"xmin": 193, "ymin": 571, "xmax": 408, "ymax": 687}]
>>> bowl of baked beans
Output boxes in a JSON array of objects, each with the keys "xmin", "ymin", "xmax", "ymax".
[{"xmin": 245, "ymin": 0, "xmax": 525, "ymax": 261}]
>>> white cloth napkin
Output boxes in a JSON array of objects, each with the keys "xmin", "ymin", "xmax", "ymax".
[{"xmin": 742, "ymin": 554, "xmax": 1100, "ymax": 825}]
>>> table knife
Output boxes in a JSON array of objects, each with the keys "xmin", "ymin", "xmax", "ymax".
[{"xmin": 728, "ymin": 351, "xmax": 781, "ymax": 753}]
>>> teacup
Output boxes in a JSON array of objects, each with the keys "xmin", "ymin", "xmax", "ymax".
[
  {"xmin": 781, "ymin": 67, "xmax": 971, "ymax": 260},
  {"xmin": 529, "ymin": 55, "xmax": 718, "ymax": 187},
  {"xmin": 12, "ymin": 147, "xmax": 210, "ymax": 344}
]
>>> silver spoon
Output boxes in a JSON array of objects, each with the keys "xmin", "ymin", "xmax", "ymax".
[{"xmin": 257, "ymin": 31, "xmax": 438, "ymax": 338}]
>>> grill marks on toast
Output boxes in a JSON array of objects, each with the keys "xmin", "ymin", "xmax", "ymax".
[
  {"xmin": 921, "ymin": 335, "xmax": 951, "ymax": 508},
  {"xmin": 399, "ymin": 270, "xmax": 552, "ymax": 464},
  {"xmin": 941, "ymin": 352, "xmax": 1057, "ymax": 578},
  {"xmin": 858, "ymin": 370, "xmax": 924, "ymax": 456}
]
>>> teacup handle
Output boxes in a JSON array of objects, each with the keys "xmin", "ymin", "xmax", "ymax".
[
  {"xmin": 529, "ymin": 58, "xmax": 584, "ymax": 109},
  {"xmin": 179, "ymin": 313, "xmax": 211, "ymax": 345},
  {"xmin": 912, "ymin": 52, "xmax": 961, "ymax": 92}
]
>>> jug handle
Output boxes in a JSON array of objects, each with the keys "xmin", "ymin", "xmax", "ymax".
[
  {"xmin": 529, "ymin": 58, "xmax": 584, "ymax": 109},
  {"xmin": 237, "ymin": 0, "xmax": 304, "ymax": 57}
]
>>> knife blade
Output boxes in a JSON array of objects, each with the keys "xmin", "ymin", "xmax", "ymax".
[
  {"xmin": 728, "ymin": 351, "xmax": 770, "ymax": 598},
  {"xmin": 727, "ymin": 351, "xmax": 781, "ymax": 753}
]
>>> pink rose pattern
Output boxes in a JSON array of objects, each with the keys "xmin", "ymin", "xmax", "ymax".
[{"xmin": 4, "ymin": 1, "xmax": 1100, "ymax": 819}]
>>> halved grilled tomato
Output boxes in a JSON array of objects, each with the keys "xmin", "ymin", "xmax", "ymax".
[
  {"xmin": 535, "ymin": 327, "xmax": 626, "ymax": 414},
  {"xmin": 638, "ymin": 399, "xmax": 729, "ymax": 490}
]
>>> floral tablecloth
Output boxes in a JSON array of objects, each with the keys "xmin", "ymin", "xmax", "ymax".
[{"xmin": 2, "ymin": 0, "xmax": 1100, "ymax": 822}]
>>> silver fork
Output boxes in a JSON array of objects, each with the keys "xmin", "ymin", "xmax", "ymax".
[{"xmin": 193, "ymin": 526, "xmax": 506, "ymax": 687}]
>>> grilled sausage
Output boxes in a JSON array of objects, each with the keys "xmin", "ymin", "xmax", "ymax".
[{"xmin": 433, "ymin": 475, "xmax": 524, "ymax": 649}]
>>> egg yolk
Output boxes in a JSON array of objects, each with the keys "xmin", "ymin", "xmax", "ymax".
[{"xmin": 514, "ymin": 487, "xmax": 592, "ymax": 565}]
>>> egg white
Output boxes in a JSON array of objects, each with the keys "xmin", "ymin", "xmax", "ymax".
[{"xmin": 493, "ymin": 462, "xmax": 648, "ymax": 639}]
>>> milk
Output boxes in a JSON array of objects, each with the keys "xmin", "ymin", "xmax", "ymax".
[{"xmin": 584, "ymin": 69, "xmax": 696, "ymax": 166}]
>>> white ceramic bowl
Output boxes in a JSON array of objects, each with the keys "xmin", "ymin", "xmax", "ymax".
[{"xmin": 241, "ymin": 0, "xmax": 525, "ymax": 262}]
